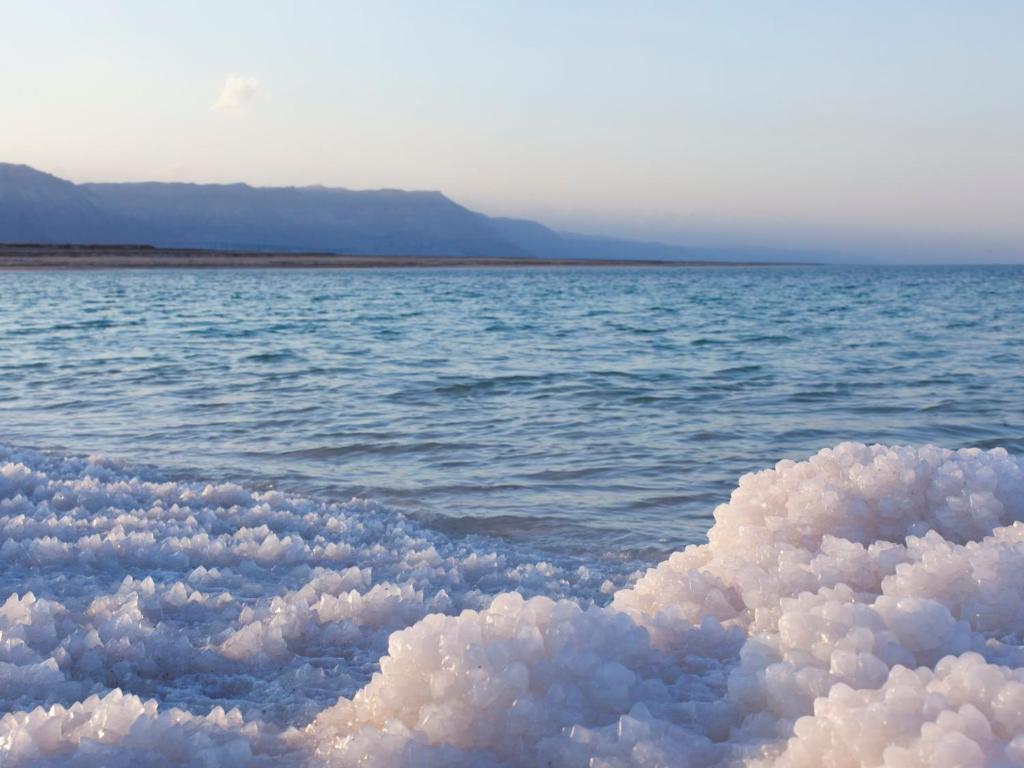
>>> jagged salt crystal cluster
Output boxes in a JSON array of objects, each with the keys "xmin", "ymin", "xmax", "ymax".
[
  {"xmin": 0, "ymin": 690, "xmax": 270, "ymax": 766},
  {"xmin": 2, "ymin": 442, "xmax": 1024, "ymax": 766},
  {"xmin": 0, "ymin": 442, "xmax": 617, "ymax": 765}
]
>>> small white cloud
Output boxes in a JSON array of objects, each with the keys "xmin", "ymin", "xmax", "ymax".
[
  {"xmin": 212, "ymin": 74, "xmax": 262, "ymax": 114},
  {"xmin": 161, "ymin": 163, "xmax": 186, "ymax": 180}
]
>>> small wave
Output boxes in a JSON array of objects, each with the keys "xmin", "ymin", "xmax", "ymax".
[
  {"xmin": 431, "ymin": 373, "xmax": 562, "ymax": 395},
  {"xmin": 690, "ymin": 336, "xmax": 727, "ymax": 346},
  {"xmin": 239, "ymin": 350, "xmax": 304, "ymax": 363},
  {"xmin": 712, "ymin": 363, "xmax": 764, "ymax": 375},
  {"xmin": 268, "ymin": 441, "xmax": 479, "ymax": 459}
]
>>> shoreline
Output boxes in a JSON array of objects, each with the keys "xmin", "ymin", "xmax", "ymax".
[{"xmin": 0, "ymin": 243, "xmax": 802, "ymax": 270}]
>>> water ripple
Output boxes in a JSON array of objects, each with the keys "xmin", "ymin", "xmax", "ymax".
[{"xmin": 1, "ymin": 264, "xmax": 1022, "ymax": 557}]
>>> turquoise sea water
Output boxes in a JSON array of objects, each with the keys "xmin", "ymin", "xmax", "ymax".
[{"xmin": 2, "ymin": 265, "xmax": 1022, "ymax": 559}]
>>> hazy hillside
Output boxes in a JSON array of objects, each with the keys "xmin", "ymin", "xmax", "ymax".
[
  {"xmin": 0, "ymin": 164, "xmax": 114, "ymax": 244},
  {"xmin": 0, "ymin": 163, "xmax": 819, "ymax": 261},
  {"xmin": 82, "ymin": 182, "xmax": 528, "ymax": 256},
  {"xmin": 0, "ymin": 164, "xmax": 527, "ymax": 257}
]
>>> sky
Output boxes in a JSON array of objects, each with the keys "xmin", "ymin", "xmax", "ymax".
[{"xmin": 1, "ymin": 1, "xmax": 1022, "ymax": 261}]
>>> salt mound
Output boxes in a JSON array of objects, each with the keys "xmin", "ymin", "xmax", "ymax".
[{"xmin": 2, "ymin": 442, "xmax": 1024, "ymax": 766}]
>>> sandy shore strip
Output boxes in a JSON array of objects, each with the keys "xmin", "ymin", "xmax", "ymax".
[{"xmin": 0, "ymin": 244, "xmax": 798, "ymax": 270}]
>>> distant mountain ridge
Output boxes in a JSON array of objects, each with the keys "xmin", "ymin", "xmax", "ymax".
[{"xmin": 0, "ymin": 163, "xmax": 814, "ymax": 262}]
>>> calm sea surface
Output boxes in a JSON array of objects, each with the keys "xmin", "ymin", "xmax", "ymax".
[{"xmin": 2, "ymin": 265, "xmax": 1022, "ymax": 559}]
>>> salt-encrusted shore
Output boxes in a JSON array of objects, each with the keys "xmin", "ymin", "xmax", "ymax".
[
  {"xmin": 1, "ymin": 442, "xmax": 1022, "ymax": 766},
  {"xmin": 0, "ymin": 244, "xmax": 791, "ymax": 270}
]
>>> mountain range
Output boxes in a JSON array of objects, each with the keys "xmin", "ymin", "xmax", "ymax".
[{"xmin": 0, "ymin": 163, "xmax": 813, "ymax": 262}]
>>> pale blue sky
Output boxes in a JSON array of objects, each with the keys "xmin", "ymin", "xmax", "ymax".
[{"xmin": 2, "ymin": 1, "xmax": 1022, "ymax": 259}]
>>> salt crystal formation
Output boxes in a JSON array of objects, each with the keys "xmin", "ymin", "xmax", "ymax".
[{"xmin": 1, "ymin": 442, "xmax": 1023, "ymax": 766}]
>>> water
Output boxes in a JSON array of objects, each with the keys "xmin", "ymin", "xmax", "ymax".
[{"xmin": 1, "ymin": 265, "xmax": 1022, "ymax": 560}]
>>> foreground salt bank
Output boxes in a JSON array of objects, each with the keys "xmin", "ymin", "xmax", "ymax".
[{"xmin": 0, "ymin": 442, "xmax": 1022, "ymax": 766}]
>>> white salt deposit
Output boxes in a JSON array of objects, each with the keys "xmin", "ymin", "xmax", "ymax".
[{"xmin": 1, "ymin": 442, "xmax": 1023, "ymax": 766}]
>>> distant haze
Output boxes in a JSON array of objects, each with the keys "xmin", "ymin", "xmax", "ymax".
[{"xmin": 1, "ymin": 2, "xmax": 1022, "ymax": 263}]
